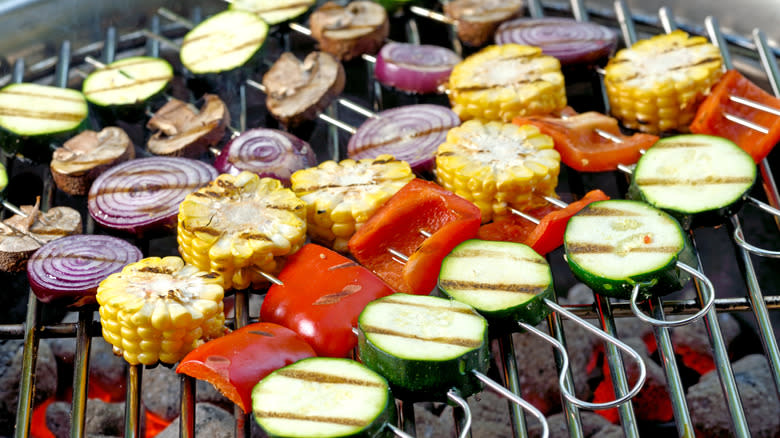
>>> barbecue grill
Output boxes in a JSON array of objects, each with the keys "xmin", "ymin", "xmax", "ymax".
[{"xmin": 1, "ymin": 0, "xmax": 779, "ymax": 437}]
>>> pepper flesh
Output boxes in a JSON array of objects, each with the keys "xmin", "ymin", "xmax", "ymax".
[
  {"xmin": 690, "ymin": 69, "xmax": 780, "ymax": 163},
  {"xmin": 348, "ymin": 179, "xmax": 481, "ymax": 295},
  {"xmin": 260, "ymin": 244, "xmax": 394, "ymax": 357}
]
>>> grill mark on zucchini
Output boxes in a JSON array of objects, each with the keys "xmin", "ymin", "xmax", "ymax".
[
  {"xmin": 350, "ymin": 126, "xmax": 453, "ymax": 154},
  {"xmin": 449, "ymin": 248, "xmax": 546, "ymax": 264},
  {"xmin": 576, "ymin": 207, "xmax": 640, "ymax": 217},
  {"xmin": 379, "ymin": 298, "xmax": 478, "ymax": 315},
  {"xmin": 185, "ymin": 38, "xmax": 265, "ymax": 69},
  {"xmin": 0, "ymin": 107, "xmax": 85, "ymax": 122},
  {"xmin": 636, "ymin": 176, "xmax": 755, "ymax": 186},
  {"xmin": 439, "ymin": 279, "xmax": 547, "ymax": 294},
  {"xmin": 0, "ymin": 89, "xmax": 85, "ymax": 103},
  {"xmin": 98, "ymin": 58, "xmax": 165, "ymax": 71},
  {"xmin": 362, "ymin": 325, "xmax": 483, "ymax": 348},
  {"xmin": 567, "ymin": 242, "xmax": 680, "ymax": 254},
  {"xmin": 244, "ymin": 2, "xmax": 313, "ymax": 13},
  {"xmin": 84, "ymin": 75, "xmax": 173, "ymax": 95},
  {"xmin": 650, "ymin": 141, "xmax": 711, "ymax": 149},
  {"xmin": 253, "ymin": 410, "xmax": 368, "ymax": 427},
  {"xmin": 275, "ymin": 369, "xmax": 385, "ymax": 387}
]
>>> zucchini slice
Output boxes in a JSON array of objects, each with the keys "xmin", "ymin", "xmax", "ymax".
[
  {"xmin": 252, "ymin": 357, "xmax": 396, "ymax": 438},
  {"xmin": 564, "ymin": 200, "xmax": 694, "ymax": 300},
  {"xmin": 180, "ymin": 10, "xmax": 269, "ymax": 75},
  {"xmin": 83, "ymin": 56, "xmax": 173, "ymax": 114},
  {"xmin": 0, "ymin": 83, "xmax": 89, "ymax": 160},
  {"xmin": 230, "ymin": 0, "xmax": 315, "ymax": 25},
  {"xmin": 358, "ymin": 293, "xmax": 490, "ymax": 401},
  {"xmin": 439, "ymin": 239, "xmax": 553, "ymax": 327},
  {"xmin": 631, "ymin": 134, "xmax": 756, "ymax": 228}
]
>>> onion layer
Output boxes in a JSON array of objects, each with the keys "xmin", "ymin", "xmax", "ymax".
[
  {"xmin": 214, "ymin": 128, "xmax": 317, "ymax": 186},
  {"xmin": 374, "ymin": 43, "xmax": 461, "ymax": 94},
  {"xmin": 347, "ymin": 104, "xmax": 460, "ymax": 172},
  {"xmin": 28, "ymin": 235, "xmax": 142, "ymax": 307},
  {"xmin": 495, "ymin": 18, "xmax": 617, "ymax": 66},
  {"xmin": 88, "ymin": 157, "xmax": 217, "ymax": 236}
]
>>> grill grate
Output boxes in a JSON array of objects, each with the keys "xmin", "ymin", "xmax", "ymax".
[{"xmin": 4, "ymin": 1, "xmax": 780, "ymax": 437}]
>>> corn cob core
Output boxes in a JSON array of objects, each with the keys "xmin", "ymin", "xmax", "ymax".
[
  {"xmin": 447, "ymin": 44, "xmax": 566, "ymax": 122},
  {"xmin": 435, "ymin": 120, "xmax": 560, "ymax": 223},
  {"xmin": 291, "ymin": 155, "xmax": 413, "ymax": 252},
  {"xmin": 604, "ymin": 30, "xmax": 723, "ymax": 134},
  {"xmin": 178, "ymin": 172, "xmax": 307, "ymax": 290},
  {"xmin": 96, "ymin": 256, "xmax": 226, "ymax": 366}
]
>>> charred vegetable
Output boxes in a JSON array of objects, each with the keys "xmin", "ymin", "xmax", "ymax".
[
  {"xmin": 229, "ymin": 0, "xmax": 315, "ymax": 25},
  {"xmin": 444, "ymin": 0, "xmax": 523, "ymax": 47},
  {"xmin": 374, "ymin": 43, "xmax": 461, "ymax": 94},
  {"xmin": 310, "ymin": 1, "xmax": 389, "ymax": 61},
  {"xmin": 147, "ymin": 94, "xmax": 230, "ymax": 157}
]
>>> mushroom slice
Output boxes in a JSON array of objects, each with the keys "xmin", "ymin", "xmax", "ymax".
[
  {"xmin": 0, "ymin": 199, "xmax": 82, "ymax": 272},
  {"xmin": 263, "ymin": 52, "xmax": 346, "ymax": 127},
  {"xmin": 444, "ymin": 0, "xmax": 523, "ymax": 47},
  {"xmin": 50, "ymin": 127, "xmax": 135, "ymax": 196},
  {"xmin": 310, "ymin": 1, "xmax": 389, "ymax": 61},
  {"xmin": 147, "ymin": 94, "xmax": 231, "ymax": 157}
]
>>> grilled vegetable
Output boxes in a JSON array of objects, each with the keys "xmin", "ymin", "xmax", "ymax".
[
  {"xmin": 439, "ymin": 239, "xmax": 554, "ymax": 326},
  {"xmin": 309, "ymin": 1, "xmax": 389, "ymax": 61},
  {"xmin": 180, "ymin": 9, "xmax": 268, "ymax": 75},
  {"xmin": 82, "ymin": 56, "xmax": 173, "ymax": 121},
  {"xmin": 178, "ymin": 172, "xmax": 307, "ymax": 291},
  {"xmin": 262, "ymin": 51, "xmax": 345, "ymax": 127},
  {"xmin": 291, "ymin": 155, "xmax": 413, "ymax": 253},
  {"xmin": 0, "ymin": 200, "xmax": 82, "ymax": 272},
  {"xmin": 448, "ymin": 44, "xmax": 566, "ymax": 122},
  {"xmin": 96, "ymin": 256, "xmax": 226, "ymax": 365},
  {"xmin": 0, "ymin": 163, "xmax": 6, "ymax": 192},
  {"xmin": 435, "ymin": 120, "xmax": 561, "ymax": 223},
  {"xmin": 147, "ymin": 94, "xmax": 230, "ymax": 157},
  {"xmin": 357, "ymin": 293, "xmax": 490, "ymax": 400},
  {"xmin": 630, "ymin": 134, "xmax": 756, "ymax": 228},
  {"xmin": 177, "ymin": 322, "xmax": 316, "ymax": 414},
  {"xmin": 229, "ymin": 0, "xmax": 315, "ymax": 25},
  {"xmin": 443, "ymin": 0, "xmax": 523, "ymax": 47},
  {"xmin": 261, "ymin": 244, "xmax": 394, "ymax": 358},
  {"xmin": 252, "ymin": 358, "xmax": 397, "ymax": 438},
  {"xmin": 374, "ymin": 43, "xmax": 461, "ymax": 94},
  {"xmin": 213, "ymin": 128, "xmax": 317, "ymax": 186},
  {"xmin": 514, "ymin": 111, "xmax": 659, "ymax": 172},
  {"xmin": 604, "ymin": 30, "xmax": 723, "ymax": 134},
  {"xmin": 51, "ymin": 126, "xmax": 135, "ymax": 196},
  {"xmin": 495, "ymin": 18, "xmax": 617, "ymax": 66},
  {"xmin": 0, "ymin": 83, "xmax": 89, "ymax": 162},
  {"xmin": 690, "ymin": 69, "xmax": 780, "ymax": 163},
  {"xmin": 564, "ymin": 200, "xmax": 695, "ymax": 300},
  {"xmin": 28, "ymin": 235, "xmax": 142, "ymax": 308}
]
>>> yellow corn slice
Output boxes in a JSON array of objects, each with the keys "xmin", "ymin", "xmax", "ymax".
[
  {"xmin": 291, "ymin": 155, "xmax": 414, "ymax": 252},
  {"xmin": 96, "ymin": 256, "xmax": 226, "ymax": 366},
  {"xmin": 435, "ymin": 120, "xmax": 561, "ymax": 223},
  {"xmin": 447, "ymin": 44, "xmax": 566, "ymax": 123},
  {"xmin": 178, "ymin": 172, "xmax": 307, "ymax": 290},
  {"xmin": 604, "ymin": 30, "xmax": 723, "ymax": 134}
]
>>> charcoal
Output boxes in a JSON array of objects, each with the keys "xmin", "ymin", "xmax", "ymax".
[
  {"xmin": 141, "ymin": 364, "xmax": 231, "ymax": 422},
  {"xmin": 688, "ymin": 354, "xmax": 780, "ymax": 437},
  {"xmin": 0, "ymin": 339, "xmax": 57, "ymax": 434},
  {"xmin": 46, "ymin": 399, "xmax": 124, "ymax": 438},
  {"xmin": 157, "ymin": 402, "xmax": 233, "ymax": 438},
  {"xmin": 45, "ymin": 401, "xmax": 70, "ymax": 438},
  {"xmin": 671, "ymin": 313, "xmax": 740, "ymax": 374},
  {"xmin": 527, "ymin": 411, "xmax": 623, "ymax": 438},
  {"xmin": 410, "ymin": 391, "xmax": 513, "ymax": 438}
]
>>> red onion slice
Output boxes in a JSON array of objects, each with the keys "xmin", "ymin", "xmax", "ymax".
[
  {"xmin": 28, "ymin": 235, "xmax": 142, "ymax": 307},
  {"xmin": 214, "ymin": 128, "xmax": 317, "ymax": 186},
  {"xmin": 347, "ymin": 104, "xmax": 460, "ymax": 172},
  {"xmin": 495, "ymin": 18, "xmax": 617, "ymax": 66},
  {"xmin": 374, "ymin": 43, "xmax": 461, "ymax": 94},
  {"xmin": 88, "ymin": 157, "xmax": 218, "ymax": 236}
]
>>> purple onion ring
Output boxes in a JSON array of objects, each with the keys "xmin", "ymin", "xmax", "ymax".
[{"xmin": 374, "ymin": 43, "xmax": 461, "ymax": 94}]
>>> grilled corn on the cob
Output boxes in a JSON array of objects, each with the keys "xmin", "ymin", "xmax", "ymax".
[
  {"xmin": 291, "ymin": 155, "xmax": 414, "ymax": 252},
  {"xmin": 178, "ymin": 172, "xmax": 307, "ymax": 290},
  {"xmin": 436, "ymin": 120, "xmax": 560, "ymax": 223},
  {"xmin": 604, "ymin": 30, "xmax": 723, "ymax": 134},
  {"xmin": 96, "ymin": 256, "xmax": 226, "ymax": 365},
  {"xmin": 447, "ymin": 44, "xmax": 566, "ymax": 123}
]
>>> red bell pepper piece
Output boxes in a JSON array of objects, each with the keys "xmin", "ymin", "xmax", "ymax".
[
  {"xmin": 690, "ymin": 69, "xmax": 780, "ymax": 163},
  {"xmin": 478, "ymin": 190, "xmax": 610, "ymax": 255},
  {"xmin": 176, "ymin": 322, "xmax": 315, "ymax": 413},
  {"xmin": 260, "ymin": 243, "xmax": 394, "ymax": 358},
  {"xmin": 514, "ymin": 112, "xmax": 659, "ymax": 172},
  {"xmin": 348, "ymin": 178, "xmax": 481, "ymax": 295},
  {"xmin": 477, "ymin": 205, "xmax": 555, "ymax": 243}
]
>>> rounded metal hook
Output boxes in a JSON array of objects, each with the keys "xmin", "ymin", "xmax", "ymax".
[
  {"xmin": 446, "ymin": 389, "xmax": 472, "ymax": 438},
  {"xmin": 629, "ymin": 262, "xmax": 715, "ymax": 327},
  {"xmin": 471, "ymin": 370, "xmax": 549, "ymax": 438},
  {"xmin": 732, "ymin": 201, "xmax": 780, "ymax": 258},
  {"xmin": 386, "ymin": 423, "xmax": 414, "ymax": 438},
  {"xmin": 541, "ymin": 300, "xmax": 647, "ymax": 409}
]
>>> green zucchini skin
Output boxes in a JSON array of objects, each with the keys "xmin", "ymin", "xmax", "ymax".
[
  {"xmin": 564, "ymin": 200, "xmax": 694, "ymax": 300},
  {"xmin": 252, "ymin": 357, "xmax": 396, "ymax": 438},
  {"xmin": 438, "ymin": 239, "xmax": 554, "ymax": 329},
  {"xmin": 357, "ymin": 294, "xmax": 490, "ymax": 402},
  {"xmin": 628, "ymin": 134, "xmax": 756, "ymax": 229}
]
